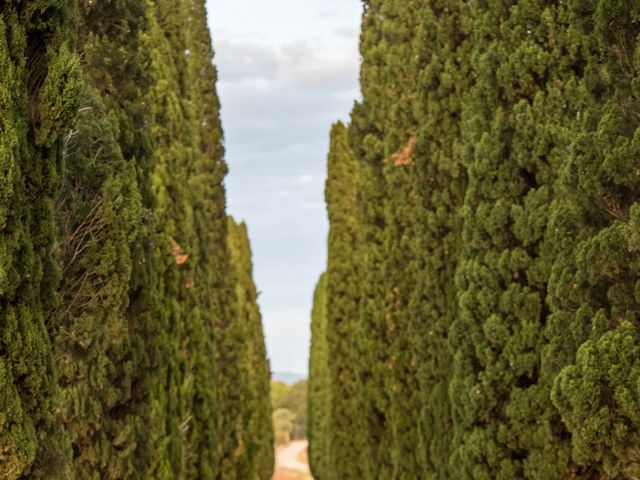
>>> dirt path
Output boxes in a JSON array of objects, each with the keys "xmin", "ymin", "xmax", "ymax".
[{"xmin": 273, "ymin": 440, "xmax": 311, "ymax": 480}]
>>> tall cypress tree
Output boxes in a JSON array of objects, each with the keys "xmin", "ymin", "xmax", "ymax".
[
  {"xmin": 408, "ymin": 2, "xmax": 470, "ymax": 477},
  {"xmin": 53, "ymin": 85, "xmax": 143, "ymax": 480},
  {"xmin": 323, "ymin": 122, "xmax": 363, "ymax": 479},
  {"xmin": 182, "ymin": 2, "xmax": 233, "ymax": 477},
  {"xmin": 142, "ymin": 5, "xmax": 197, "ymax": 476},
  {"xmin": 547, "ymin": 2, "xmax": 640, "ymax": 478},
  {"xmin": 217, "ymin": 216, "xmax": 255, "ymax": 479},
  {"xmin": 375, "ymin": 1, "xmax": 427, "ymax": 477},
  {"xmin": 308, "ymin": 273, "xmax": 329, "ymax": 480},
  {"xmin": 0, "ymin": 2, "xmax": 82, "ymax": 478},
  {"xmin": 350, "ymin": 1, "xmax": 428, "ymax": 477},
  {"xmin": 309, "ymin": 2, "xmax": 640, "ymax": 479},
  {"xmin": 51, "ymin": 2, "xmax": 151, "ymax": 476},
  {"xmin": 227, "ymin": 218, "xmax": 274, "ymax": 480},
  {"xmin": 1, "ymin": 1, "xmax": 274, "ymax": 479},
  {"xmin": 141, "ymin": 1, "xmax": 237, "ymax": 476},
  {"xmin": 450, "ymin": 2, "xmax": 588, "ymax": 478},
  {"xmin": 348, "ymin": 1, "xmax": 396, "ymax": 476}
]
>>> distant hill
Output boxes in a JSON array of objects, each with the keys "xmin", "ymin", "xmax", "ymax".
[{"xmin": 272, "ymin": 371, "xmax": 307, "ymax": 385}]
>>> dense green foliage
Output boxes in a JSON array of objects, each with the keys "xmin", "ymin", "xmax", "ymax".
[
  {"xmin": 227, "ymin": 218, "xmax": 274, "ymax": 479},
  {"xmin": 308, "ymin": 273, "xmax": 329, "ymax": 478},
  {"xmin": 0, "ymin": 3, "xmax": 81, "ymax": 478},
  {"xmin": 309, "ymin": 1, "xmax": 640, "ymax": 479},
  {"xmin": 271, "ymin": 380, "xmax": 308, "ymax": 444},
  {"xmin": 547, "ymin": 4, "xmax": 640, "ymax": 477},
  {"xmin": 323, "ymin": 122, "xmax": 363, "ymax": 478},
  {"xmin": 410, "ymin": 3, "xmax": 470, "ymax": 476},
  {"xmin": 0, "ymin": 1, "xmax": 272, "ymax": 479}
]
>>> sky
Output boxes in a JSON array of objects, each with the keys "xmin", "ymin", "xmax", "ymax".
[{"xmin": 206, "ymin": 1, "xmax": 362, "ymax": 375}]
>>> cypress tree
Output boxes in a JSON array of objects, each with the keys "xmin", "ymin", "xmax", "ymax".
[
  {"xmin": 182, "ymin": 2, "xmax": 234, "ymax": 476},
  {"xmin": 375, "ymin": 1, "xmax": 426, "ymax": 477},
  {"xmin": 546, "ymin": 2, "xmax": 640, "ymax": 477},
  {"xmin": 217, "ymin": 216, "xmax": 258, "ymax": 479},
  {"xmin": 53, "ymin": 84, "xmax": 142, "ymax": 479},
  {"xmin": 323, "ymin": 122, "xmax": 363, "ymax": 479},
  {"xmin": 141, "ymin": 1, "xmax": 236, "ymax": 476},
  {"xmin": 450, "ymin": 2, "xmax": 588, "ymax": 478},
  {"xmin": 309, "ymin": 2, "xmax": 640, "ymax": 480},
  {"xmin": 348, "ymin": 1, "xmax": 397, "ymax": 476},
  {"xmin": 308, "ymin": 273, "xmax": 329, "ymax": 480},
  {"xmin": 1, "ymin": 1, "xmax": 274, "ymax": 479},
  {"xmin": 320, "ymin": 2, "xmax": 450, "ymax": 477},
  {"xmin": 0, "ymin": 2, "xmax": 82, "ymax": 477},
  {"xmin": 50, "ymin": 2, "xmax": 152, "ymax": 476},
  {"xmin": 138, "ymin": 5, "xmax": 196, "ymax": 476},
  {"xmin": 350, "ymin": 1, "xmax": 427, "ymax": 477},
  {"xmin": 72, "ymin": 4, "xmax": 168, "ymax": 477},
  {"xmin": 227, "ymin": 218, "xmax": 274, "ymax": 480},
  {"xmin": 408, "ymin": 2, "xmax": 470, "ymax": 477}
]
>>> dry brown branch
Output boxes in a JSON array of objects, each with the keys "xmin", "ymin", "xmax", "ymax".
[
  {"xmin": 172, "ymin": 239, "xmax": 189, "ymax": 265},
  {"xmin": 392, "ymin": 136, "xmax": 416, "ymax": 166}
]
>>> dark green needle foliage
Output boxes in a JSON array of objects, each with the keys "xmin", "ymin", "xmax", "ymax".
[
  {"xmin": 348, "ymin": 2, "xmax": 398, "ymax": 477},
  {"xmin": 547, "ymin": 2, "xmax": 640, "ymax": 478},
  {"xmin": 7, "ymin": 0, "xmax": 640, "ymax": 478},
  {"xmin": 53, "ymin": 84, "xmax": 142, "ymax": 480},
  {"xmin": 408, "ymin": 2, "xmax": 470, "ymax": 477},
  {"xmin": 0, "ymin": 1, "xmax": 273, "ymax": 479},
  {"xmin": 308, "ymin": 273, "xmax": 330, "ymax": 480},
  {"xmin": 449, "ymin": 2, "xmax": 590, "ymax": 479},
  {"xmin": 51, "ymin": 4, "xmax": 153, "ymax": 477},
  {"xmin": 226, "ymin": 217, "xmax": 274, "ymax": 480},
  {"xmin": 323, "ymin": 122, "xmax": 363, "ymax": 479},
  {"xmin": 375, "ymin": 1, "xmax": 426, "ymax": 477},
  {"xmin": 309, "ymin": 1, "xmax": 640, "ymax": 479},
  {"xmin": 0, "ymin": 2, "xmax": 81, "ymax": 478}
]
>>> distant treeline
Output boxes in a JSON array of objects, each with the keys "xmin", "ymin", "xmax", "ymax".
[
  {"xmin": 0, "ymin": 1, "xmax": 272, "ymax": 479},
  {"xmin": 271, "ymin": 380, "xmax": 308, "ymax": 445},
  {"xmin": 308, "ymin": 1, "xmax": 640, "ymax": 480}
]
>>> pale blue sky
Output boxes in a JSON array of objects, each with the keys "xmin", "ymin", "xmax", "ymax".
[{"xmin": 206, "ymin": 1, "xmax": 362, "ymax": 375}]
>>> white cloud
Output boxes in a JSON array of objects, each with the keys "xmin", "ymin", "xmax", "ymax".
[
  {"xmin": 208, "ymin": 0, "xmax": 361, "ymax": 44},
  {"xmin": 206, "ymin": 0, "xmax": 360, "ymax": 374},
  {"xmin": 214, "ymin": 36, "xmax": 359, "ymax": 90}
]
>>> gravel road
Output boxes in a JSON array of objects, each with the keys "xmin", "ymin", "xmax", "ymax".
[{"xmin": 274, "ymin": 440, "xmax": 311, "ymax": 479}]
